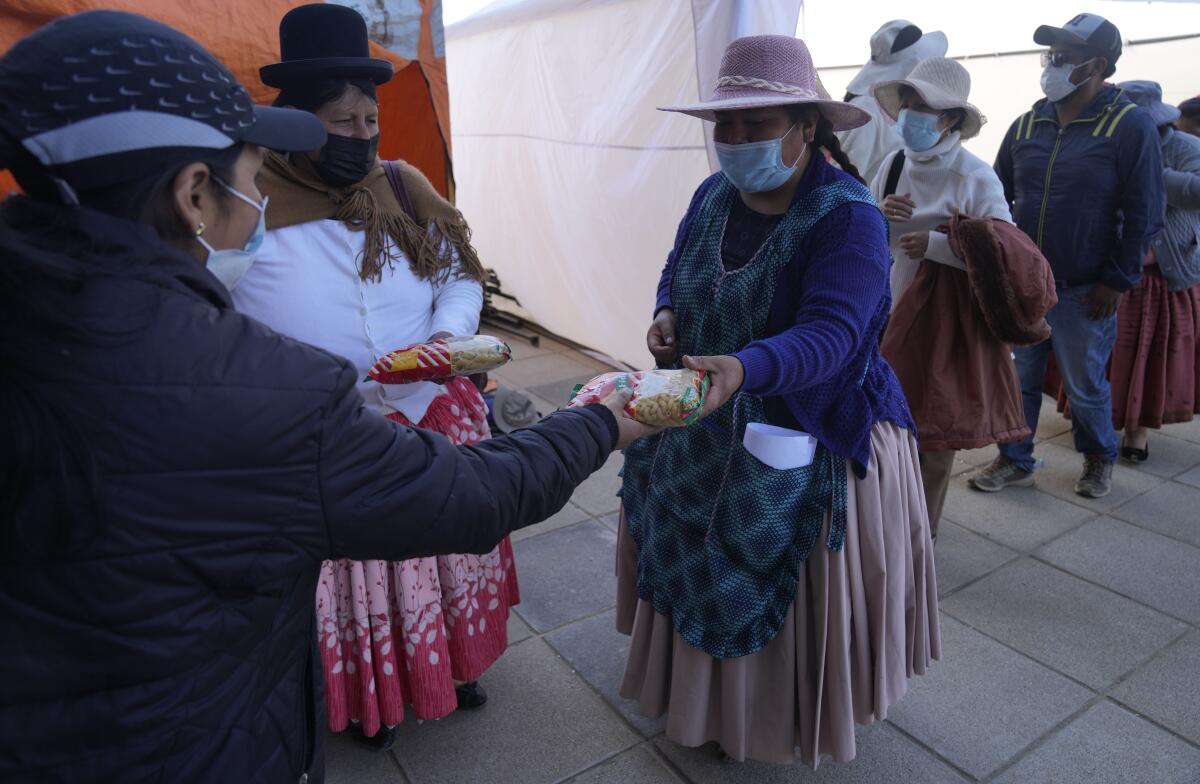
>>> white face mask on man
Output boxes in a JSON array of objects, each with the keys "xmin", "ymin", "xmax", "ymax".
[{"xmin": 1040, "ymin": 56, "xmax": 1096, "ymax": 103}]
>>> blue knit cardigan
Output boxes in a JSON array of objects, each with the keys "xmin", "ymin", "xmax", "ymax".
[{"xmin": 655, "ymin": 154, "xmax": 915, "ymax": 476}]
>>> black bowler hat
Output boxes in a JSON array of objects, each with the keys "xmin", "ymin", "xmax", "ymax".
[{"xmin": 260, "ymin": 4, "xmax": 394, "ymax": 89}]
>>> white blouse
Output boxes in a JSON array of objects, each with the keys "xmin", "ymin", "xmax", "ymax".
[
  {"xmin": 870, "ymin": 132, "xmax": 1013, "ymax": 308},
  {"xmin": 231, "ymin": 219, "xmax": 484, "ymax": 423}
]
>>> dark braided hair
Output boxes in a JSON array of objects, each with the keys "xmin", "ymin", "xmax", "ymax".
[
  {"xmin": 812, "ymin": 115, "xmax": 866, "ymax": 185},
  {"xmin": 786, "ymin": 105, "xmax": 866, "ymax": 185}
]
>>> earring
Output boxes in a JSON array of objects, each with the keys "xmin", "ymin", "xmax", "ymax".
[{"xmin": 195, "ymin": 222, "xmax": 205, "ymax": 237}]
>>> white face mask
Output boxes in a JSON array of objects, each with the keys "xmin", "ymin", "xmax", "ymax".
[
  {"xmin": 1040, "ymin": 59, "xmax": 1093, "ymax": 103},
  {"xmin": 196, "ymin": 179, "xmax": 267, "ymax": 291}
]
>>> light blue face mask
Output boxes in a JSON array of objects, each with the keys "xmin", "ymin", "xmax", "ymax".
[
  {"xmin": 196, "ymin": 178, "xmax": 268, "ymax": 291},
  {"xmin": 895, "ymin": 108, "xmax": 944, "ymax": 152},
  {"xmin": 714, "ymin": 123, "xmax": 804, "ymax": 193}
]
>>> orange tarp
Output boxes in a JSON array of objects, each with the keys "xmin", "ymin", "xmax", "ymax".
[{"xmin": 0, "ymin": 0, "xmax": 452, "ymax": 196}]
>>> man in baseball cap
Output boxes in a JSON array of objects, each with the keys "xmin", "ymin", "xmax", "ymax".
[
  {"xmin": 1033, "ymin": 13, "xmax": 1123, "ymax": 78},
  {"xmin": 970, "ymin": 13, "xmax": 1165, "ymax": 500}
]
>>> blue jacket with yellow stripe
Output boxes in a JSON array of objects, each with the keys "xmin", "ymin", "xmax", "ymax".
[{"xmin": 994, "ymin": 85, "xmax": 1165, "ymax": 292}]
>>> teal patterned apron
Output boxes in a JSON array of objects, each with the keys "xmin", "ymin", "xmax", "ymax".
[{"xmin": 621, "ymin": 174, "xmax": 877, "ymax": 659}]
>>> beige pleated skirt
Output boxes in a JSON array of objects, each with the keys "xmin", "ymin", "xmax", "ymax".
[{"xmin": 616, "ymin": 423, "xmax": 940, "ymax": 767}]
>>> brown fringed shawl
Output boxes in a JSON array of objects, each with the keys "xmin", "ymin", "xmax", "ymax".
[{"xmin": 258, "ymin": 152, "xmax": 486, "ymax": 285}]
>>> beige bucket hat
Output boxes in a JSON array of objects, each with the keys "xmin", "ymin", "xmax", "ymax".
[{"xmin": 871, "ymin": 57, "xmax": 985, "ymax": 140}]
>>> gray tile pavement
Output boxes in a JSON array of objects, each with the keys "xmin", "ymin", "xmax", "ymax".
[
  {"xmin": 1036, "ymin": 517, "xmax": 1200, "ymax": 623},
  {"xmin": 1112, "ymin": 479, "xmax": 1200, "ymax": 548},
  {"xmin": 1111, "ymin": 631, "xmax": 1200, "ymax": 745},
  {"xmin": 933, "ymin": 520, "xmax": 1019, "ymax": 596},
  {"xmin": 391, "ymin": 637, "xmax": 639, "ymax": 784},
  {"xmin": 941, "ymin": 558, "xmax": 1189, "ymax": 690},
  {"xmin": 511, "ymin": 519, "xmax": 618, "ymax": 633},
  {"xmin": 888, "ymin": 615, "xmax": 1093, "ymax": 780},
  {"xmin": 991, "ymin": 700, "xmax": 1200, "ymax": 784},
  {"xmin": 327, "ymin": 334, "xmax": 1200, "ymax": 783},
  {"xmin": 941, "ymin": 482, "xmax": 1094, "ymax": 552},
  {"xmin": 545, "ymin": 609, "xmax": 666, "ymax": 739}
]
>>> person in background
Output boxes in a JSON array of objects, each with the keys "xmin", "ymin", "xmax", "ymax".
[
  {"xmin": 1176, "ymin": 96, "xmax": 1200, "ymax": 138},
  {"xmin": 1081, "ymin": 82, "xmax": 1200, "ymax": 462},
  {"xmin": 869, "ymin": 57, "xmax": 1018, "ymax": 538},
  {"xmin": 620, "ymin": 35, "xmax": 938, "ymax": 767},
  {"xmin": 837, "ymin": 20, "xmax": 948, "ymax": 185},
  {"xmin": 969, "ymin": 13, "xmax": 1165, "ymax": 499},
  {"xmin": 232, "ymin": 4, "xmax": 509, "ymax": 749},
  {"xmin": 0, "ymin": 11, "xmax": 654, "ymax": 783}
]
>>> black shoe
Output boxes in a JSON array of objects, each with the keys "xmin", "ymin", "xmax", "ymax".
[
  {"xmin": 1120, "ymin": 440, "xmax": 1149, "ymax": 463},
  {"xmin": 352, "ymin": 723, "xmax": 396, "ymax": 753},
  {"xmin": 714, "ymin": 745, "xmax": 741, "ymax": 764},
  {"xmin": 456, "ymin": 681, "xmax": 488, "ymax": 710}
]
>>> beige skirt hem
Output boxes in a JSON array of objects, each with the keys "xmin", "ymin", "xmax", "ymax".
[{"xmin": 615, "ymin": 422, "xmax": 940, "ymax": 768}]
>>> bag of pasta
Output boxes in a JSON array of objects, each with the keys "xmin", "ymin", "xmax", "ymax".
[
  {"xmin": 367, "ymin": 335, "xmax": 513, "ymax": 384},
  {"xmin": 569, "ymin": 369, "xmax": 709, "ymax": 427}
]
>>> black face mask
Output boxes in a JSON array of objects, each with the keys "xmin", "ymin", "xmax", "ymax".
[{"xmin": 313, "ymin": 133, "xmax": 380, "ymax": 187}]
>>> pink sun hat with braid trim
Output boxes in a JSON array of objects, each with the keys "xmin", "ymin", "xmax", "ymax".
[{"xmin": 660, "ymin": 35, "xmax": 870, "ymax": 131}]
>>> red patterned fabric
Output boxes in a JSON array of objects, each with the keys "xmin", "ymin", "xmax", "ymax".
[
  {"xmin": 1046, "ymin": 267, "xmax": 1200, "ymax": 429},
  {"xmin": 318, "ymin": 377, "xmax": 520, "ymax": 735}
]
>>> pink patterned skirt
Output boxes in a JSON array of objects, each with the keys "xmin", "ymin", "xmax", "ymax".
[{"xmin": 317, "ymin": 377, "xmax": 521, "ymax": 736}]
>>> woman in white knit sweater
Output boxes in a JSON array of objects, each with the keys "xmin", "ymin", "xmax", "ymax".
[{"xmin": 869, "ymin": 57, "xmax": 1013, "ymax": 535}]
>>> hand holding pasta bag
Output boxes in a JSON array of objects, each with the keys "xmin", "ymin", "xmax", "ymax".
[
  {"xmin": 367, "ymin": 335, "xmax": 513, "ymax": 384},
  {"xmin": 569, "ymin": 368, "xmax": 711, "ymax": 427}
]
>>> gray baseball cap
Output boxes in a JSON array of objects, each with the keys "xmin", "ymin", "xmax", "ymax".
[{"xmin": 1034, "ymin": 13, "xmax": 1122, "ymax": 63}]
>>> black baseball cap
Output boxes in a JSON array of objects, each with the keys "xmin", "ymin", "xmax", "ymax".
[
  {"xmin": 1034, "ymin": 13, "xmax": 1123, "ymax": 64},
  {"xmin": 0, "ymin": 10, "xmax": 326, "ymax": 193}
]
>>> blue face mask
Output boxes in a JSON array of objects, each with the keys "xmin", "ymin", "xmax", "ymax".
[
  {"xmin": 196, "ymin": 178, "xmax": 268, "ymax": 291},
  {"xmin": 895, "ymin": 108, "xmax": 944, "ymax": 152},
  {"xmin": 714, "ymin": 123, "xmax": 804, "ymax": 193}
]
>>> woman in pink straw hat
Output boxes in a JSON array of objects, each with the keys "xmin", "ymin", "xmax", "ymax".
[{"xmin": 616, "ymin": 35, "xmax": 939, "ymax": 766}]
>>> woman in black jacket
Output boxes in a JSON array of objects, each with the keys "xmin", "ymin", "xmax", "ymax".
[{"xmin": 0, "ymin": 12, "xmax": 653, "ymax": 783}]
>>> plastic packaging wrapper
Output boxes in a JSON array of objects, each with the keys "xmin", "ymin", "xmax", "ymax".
[
  {"xmin": 569, "ymin": 369, "xmax": 709, "ymax": 427},
  {"xmin": 368, "ymin": 335, "xmax": 512, "ymax": 384}
]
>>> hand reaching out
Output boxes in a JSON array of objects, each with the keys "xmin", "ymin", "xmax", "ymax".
[{"xmin": 601, "ymin": 389, "xmax": 663, "ymax": 449}]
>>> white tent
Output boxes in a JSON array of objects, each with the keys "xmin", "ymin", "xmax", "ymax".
[
  {"xmin": 447, "ymin": 0, "xmax": 802, "ymax": 367},
  {"xmin": 446, "ymin": 0, "xmax": 1200, "ymax": 367}
]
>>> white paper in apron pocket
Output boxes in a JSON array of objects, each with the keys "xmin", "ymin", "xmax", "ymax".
[{"xmin": 743, "ymin": 422, "xmax": 818, "ymax": 470}]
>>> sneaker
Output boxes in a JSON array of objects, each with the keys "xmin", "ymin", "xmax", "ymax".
[
  {"xmin": 969, "ymin": 457, "xmax": 1035, "ymax": 492},
  {"xmin": 1075, "ymin": 457, "xmax": 1113, "ymax": 498}
]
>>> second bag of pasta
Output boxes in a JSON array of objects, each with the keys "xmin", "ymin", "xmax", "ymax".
[{"xmin": 367, "ymin": 335, "xmax": 513, "ymax": 384}]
